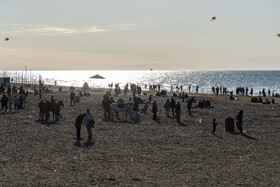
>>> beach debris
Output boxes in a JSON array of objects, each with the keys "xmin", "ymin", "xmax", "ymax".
[
  {"xmin": 54, "ymin": 170, "xmax": 57, "ymax": 172},
  {"xmin": 98, "ymin": 113, "xmax": 101, "ymax": 122},
  {"xmin": 210, "ymin": 16, "xmax": 216, "ymax": 21},
  {"xmin": 5, "ymin": 37, "xmax": 9, "ymax": 41}
]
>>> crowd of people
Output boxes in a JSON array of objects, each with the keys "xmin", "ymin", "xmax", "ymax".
[
  {"xmin": 1, "ymin": 84, "xmax": 28, "ymax": 112},
  {"xmin": 2, "ymin": 81, "xmax": 275, "ymax": 143}
]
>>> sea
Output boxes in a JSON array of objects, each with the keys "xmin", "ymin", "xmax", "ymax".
[{"xmin": 3, "ymin": 70, "xmax": 280, "ymax": 94}]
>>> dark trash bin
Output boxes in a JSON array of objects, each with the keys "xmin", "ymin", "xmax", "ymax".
[{"xmin": 225, "ymin": 118, "xmax": 234, "ymax": 132}]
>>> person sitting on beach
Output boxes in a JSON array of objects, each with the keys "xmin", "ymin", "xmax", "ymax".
[
  {"xmin": 264, "ymin": 98, "xmax": 271, "ymax": 104},
  {"xmin": 258, "ymin": 97, "xmax": 263, "ymax": 103},
  {"xmin": 79, "ymin": 91, "xmax": 83, "ymax": 96},
  {"xmin": 251, "ymin": 97, "xmax": 257, "ymax": 103},
  {"xmin": 197, "ymin": 101, "xmax": 204, "ymax": 108},
  {"xmin": 272, "ymin": 98, "xmax": 276, "ymax": 104},
  {"xmin": 156, "ymin": 91, "xmax": 160, "ymax": 96},
  {"xmin": 229, "ymin": 94, "xmax": 235, "ymax": 100}
]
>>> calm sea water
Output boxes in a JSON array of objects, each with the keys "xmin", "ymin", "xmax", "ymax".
[{"xmin": 4, "ymin": 70, "xmax": 280, "ymax": 94}]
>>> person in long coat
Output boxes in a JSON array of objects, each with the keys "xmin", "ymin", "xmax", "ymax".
[
  {"xmin": 152, "ymin": 101, "xmax": 158, "ymax": 120},
  {"xmin": 164, "ymin": 99, "xmax": 171, "ymax": 117},
  {"xmin": 175, "ymin": 102, "xmax": 181, "ymax": 123}
]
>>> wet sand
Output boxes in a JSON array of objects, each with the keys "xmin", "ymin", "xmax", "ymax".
[{"xmin": 0, "ymin": 86, "xmax": 280, "ymax": 186}]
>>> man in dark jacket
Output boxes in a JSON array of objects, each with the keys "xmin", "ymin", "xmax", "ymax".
[
  {"xmin": 38, "ymin": 100, "xmax": 44, "ymax": 120},
  {"xmin": 1, "ymin": 94, "xmax": 8, "ymax": 111},
  {"xmin": 170, "ymin": 97, "xmax": 176, "ymax": 117},
  {"xmin": 70, "ymin": 91, "xmax": 75, "ymax": 106},
  {"xmin": 75, "ymin": 113, "xmax": 86, "ymax": 140},
  {"xmin": 152, "ymin": 101, "xmax": 158, "ymax": 120},
  {"xmin": 187, "ymin": 99, "xmax": 192, "ymax": 115}
]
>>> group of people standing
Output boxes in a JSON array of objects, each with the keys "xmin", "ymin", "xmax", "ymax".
[
  {"xmin": 75, "ymin": 109, "xmax": 95, "ymax": 141},
  {"xmin": 1, "ymin": 85, "xmax": 27, "ymax": 112}
]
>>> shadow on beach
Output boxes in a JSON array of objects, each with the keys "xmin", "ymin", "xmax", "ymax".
[
  {"xmin": 178, "ymin": 122, "xmax": 187, "ymax": 127},
  {"xmin": 74, "ymin": 139, "xmax": 94, "ymax": 148},
  {"xmin": 241, "ymin": 133, "xmax": 258, "ymax": 140},
  {"xmin": 35, "ymin": 119, "xmax": 58, "ymax": 126},
  {"xmin": 228, "ymin": 131, "xmax": 258, "ymax": 140},
  {"xmin": 213, "ymin": 133, "xmax": 223, "ymax": 139}
]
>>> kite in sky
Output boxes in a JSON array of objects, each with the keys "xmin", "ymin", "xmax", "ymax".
[
  {"xmin": 210, "ymin": 16, "xmax": 216, "ymax": 22},
  {"xmin": 5, "ymin": 37, "xmax": 9, "ymax": 41},
  {"xmin": 276, "ymin": 33, "xmax": 280, "ymax": 38}
]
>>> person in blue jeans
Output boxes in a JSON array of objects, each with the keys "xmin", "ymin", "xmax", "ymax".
[{"xmin": 83, "ymin": 109, "xmax": 94, "ymax": 140}]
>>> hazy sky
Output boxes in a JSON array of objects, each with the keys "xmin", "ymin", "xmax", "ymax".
[{"xmin": 0, "ymin": 0, "xmax": 279, "ymax": 70}]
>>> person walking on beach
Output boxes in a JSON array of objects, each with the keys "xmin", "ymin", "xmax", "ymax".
[
  {"xmin": 1, "ymin": 93, "xmax": 8, "ymax": 112},
  {"xmin": 250, "ymin": 88, "xmax": 253, "ymax": 96},
  {"xmin": 83, "ymin": 109, "xmax": 94, "ymax": 140},
  {"xmin": 212, "ymin": 119, "xmax": 218, "ymax": 134},
  {"xmin": 152, "ymin": 101, "xmax": 158, "ymax": 120},
  {"xmin": 50, "ymin": 96, "xmax": 56, "ymax": 110},
  {"xmin": 170, "ymin": 97, "xmax": 176, "ymax": 117},
  {"xmin": 38, "ymin": 100, "xmax": 44, "ymax": 120},
  {"xmin": 164, "ymin": 99, "xmax": 171, "ymax": 117},
  {"xmin": 8, "ymin": 93, "xmax": 13, "ymax": 112},
  {"xmin": 175, "ymin": 102, "xmax": 181, "ymax": 123},
  {"xmin": 70, "ymin": 91, "xmax": 75, "ymax": 106},
  {"xmin": 235, "ymin": 110, "xmax": 243, "ymax": 133},
  {"xmin": 75, "ymin": 113, "xmax": 86, "ymax": 140},
  {"xmin": 187, "ymin": 99, "xmax": 192, "ymax": 116},
  {"xmin": 39, "ymin": 88, "xmax": 42, "ymax": 100}
]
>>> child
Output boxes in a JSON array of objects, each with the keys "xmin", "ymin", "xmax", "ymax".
[{"xmin": 212, "ymin": 119, "xmax": 218, "ymax": 134}]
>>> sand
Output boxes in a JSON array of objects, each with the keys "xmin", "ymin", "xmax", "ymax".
[{"xmin": 0, "ymin": 85, "xmax": 280, "ymax": 186}]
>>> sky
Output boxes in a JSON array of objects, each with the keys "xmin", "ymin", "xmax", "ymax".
[{"xmin": 0, "ymin": 0, "xmax": 279, "ymax": 70}]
